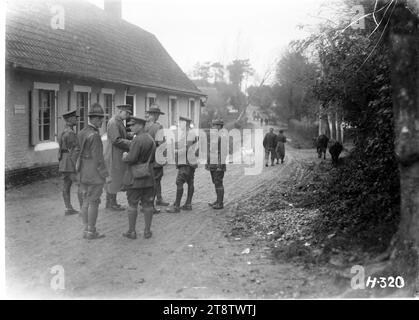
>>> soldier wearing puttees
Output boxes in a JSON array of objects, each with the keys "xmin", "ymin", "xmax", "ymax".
[
  {"xmin": 167, "ymin": 116, "xmax": 198, "ymax": 213},
  {"xmin": 206, "ymin": 118, "xmax": 226, "ymax": 210},
  {"xmin": 145, "ymin": 105, "xmax": 169, "ymax": 212},
  {"xmin": 121, "ymin": 116, "xmax": 156, "ymax": 240},
  {"xmin": 77, "ymin": 103, "xmax": 109, "ymax": 240},
  {"xmin": 104, "ymin": 104, "xmax": 133, "ymax": 211},
  {"xmin": 58, "ymin": 109, "xmax": 82, "ymax": 216}
]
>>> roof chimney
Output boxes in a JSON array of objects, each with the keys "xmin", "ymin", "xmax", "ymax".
[{"xmin": 104, "ymin": 0, "xmax": 122, "ymax": 20}]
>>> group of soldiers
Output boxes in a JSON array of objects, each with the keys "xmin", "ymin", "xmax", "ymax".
[
  {"xmin": 57, "ymin": 103, "xmax": 226, "ymax": 240},
  {"xmin": 263, "ymin": 128, "xmax": 287, "ymax": 167}
]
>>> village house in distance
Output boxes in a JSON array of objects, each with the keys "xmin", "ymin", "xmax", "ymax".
[{"xmin": 5, "ymin": 0, "xmax": 205, "ymax": 186}]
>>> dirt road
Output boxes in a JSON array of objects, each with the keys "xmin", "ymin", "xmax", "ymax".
[{"xmin": 6, "ymin": 126, "xmax": 339, "ymax": 299}]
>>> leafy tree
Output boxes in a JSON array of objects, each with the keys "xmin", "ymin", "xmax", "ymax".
[
  {"xmin": 272, "ymin": 49, "xmax": 319, "ymax": 121},
  {"xmin": 226, "ymin": 59, "xmax": 254, "ymax": 92},
  {"xmin": 211, "ymin": 62, "xmax": 225, "ymax": 83},
  {"xmin": 192, "ymin": 61, "xmax": 212, "ymax": 81},
  {"xmin": 247, "ymin": 85, "xmax": 274, "ymax": 111}
]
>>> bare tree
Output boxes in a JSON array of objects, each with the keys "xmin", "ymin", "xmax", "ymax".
[{"xmin": 386, "ymin": 0, "xmax": 419, "ymax": 296}]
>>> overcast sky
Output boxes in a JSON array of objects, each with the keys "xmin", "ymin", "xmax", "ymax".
[{"xmin": 87, "ymin": 0, "xmax": 341, "ymax": 85}]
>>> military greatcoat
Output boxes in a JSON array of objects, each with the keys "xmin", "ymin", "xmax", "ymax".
[{"xmin": 104, "ymin": 115, "xmax": 131, "ymax": 193}]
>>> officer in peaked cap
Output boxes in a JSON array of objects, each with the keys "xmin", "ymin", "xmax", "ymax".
[
  {"xmin": 58, "ymin": 109, "xmax": 82, "ymax": 216},
  {"xmin": 121, "ymin": 115, "xmax": 156, "ymax": 239},
  {"xmin": 206, "ymin": 118, "xmax": 226, "ymax": 210},
  {"xmin": 104, "ymin": 104, "xmax": 133, "ymax": 211},
  {"xmin": 166, "ymin": 116, "xmax": 198, "ymax": 213},
  {"xmin": 77, "ymin": 103, "xmax": 109, "ymax": 240},
  {"xmin": 145, "ymin": 104, "xmax": 169, "ymax": 212}
]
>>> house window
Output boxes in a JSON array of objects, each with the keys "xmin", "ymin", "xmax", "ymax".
[
  {"xmin": 104, "ymin": 93, "xmax": 113, "ymax": 127},
  {"xmin": 170, "ymin": 97, "xmax": 177, "ymax": 126},
  {"xmin": 38, "ymin": 90, "xmax": 56, "ymax": 141},
  {"xmin": 189, "ymin": 99, "xmax": 195, "ymax": 123},
  {"xmin": 76, "ymin": 91, "xmax": 89, "ymax": 132},
  {"xmin": 125, "ymin": 94, "xmax": 135, "ymax": 115},
  {"xmin": 146, "ymin": 93, "xmax": 157, "ymax": 113}
]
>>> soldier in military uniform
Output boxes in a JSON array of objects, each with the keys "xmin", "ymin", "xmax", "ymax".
[
  {"xmin": 104, "ymin": 104, "xmax": 132, "ymax": 211},
  {"xmin": 166, "ymin": 116, "xmax": 198, "ymax": 213},
  {"xmin": 77, "ymin": 103, "xmax": 109, "ymax": 240},
  {"xmin": 145, "ymin": 104, "xmax": 169, "ymax": 212},
  {"xmin": 58, "ymin": 109, "xmax": 82, "ymax": 216},
  {"xmin": 206, "ymin": 119, "xmax": 226, "ymax": 210},
  {"xmin": 121, "ymin": 116, "xmax": 156, "ymax": 240}
]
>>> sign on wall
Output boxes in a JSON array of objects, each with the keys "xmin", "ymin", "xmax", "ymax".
[{"xmin": 14, "ymin": 105, "xmax": 26, "ymax": 115}]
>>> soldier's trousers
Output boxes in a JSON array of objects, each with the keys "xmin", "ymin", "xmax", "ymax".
[
  {"xmin": 62, "ymin": 173, "xmax": 83, "ymax": 209},
  {"xmin": 153, "ymin": 166, "xmax": 164, "ymax": 201},
  {"xmin": 80, "ymin": 183, "xmax": 104, "ymax": 231},
  {"xmin": 174, "ymin": 166, "xmax": 196, "ymax": 206}
]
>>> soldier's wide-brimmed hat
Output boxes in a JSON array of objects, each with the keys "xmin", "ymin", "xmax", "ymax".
[
  {"xmin": 127, "ymin": 116, "xmax": 147, "ymax": 125},
  {"xmin": 211, "ymin": 118, "xmax": 224, "ymax": 126},
  {"xmin": 116, "ymin": 104, "xmax": 133, "ymax": 114},
  {"xmin": 146, "ymin": 106, "xmax": 165, "ymax": 115},
  {"xmin": 179, "ymin": 116, "xmax": 192, "ymax": 123},
  {"xmin": 61, "ymin": 109, "xmax": 79, "ymax": 119},
  {"xmin": 88, "ymin": 103, "xmax": 107, "ymax": 117}
]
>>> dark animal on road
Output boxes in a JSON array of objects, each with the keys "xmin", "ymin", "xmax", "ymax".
[
  {"xmin": 328, "ymin": 140, "xmax": 343, "ymax": 165},
  {"xmin": 316, "ymin": 134, "xmax": 329, "ymax": 159}
]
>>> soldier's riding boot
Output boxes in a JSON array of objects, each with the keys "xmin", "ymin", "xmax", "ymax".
[
  {"xmin": 105, "ymin": 192, "xmax": 112, "ymax": 209},
  {"xmin": 86, "ymin": 202, "xmax": 104, "ymax": 240},
  {"xmin": 181, "ymin": 185, "xmax": 194, "ymax": 211},
  {"xmin": 143, "ymin": 207, "xmax": 154, "ymax": 239},
  {"xmin": 208, "ymin": 186, "xmax": 218, "ymax": 207},
  {"xmin": 112, "ymin": 194, "xmax": 125, "ymax": 211},
  {"xmin": 155, "ymin": 182, "xmax": 169, "ymax": 206},
  {"xmin": 213, "ymin": 187, "xmax": 224, "ymax": 210},
  {"xmin": 113, "ymin": 193, "xmax": 125, "ymax": 209},
  {"xmin": 106, "ymin": 193, "xmax": 124, "ymax": 211},
  {"xmin": 123, "ymin": 207, "xmax": 138, "ymax": 240},
  {"xmin": 81, "ymin": 202, "xmax": 88, "ymax": 239},
  {"xmin": 167, "ymin": 188, "xmax": 182, "ymax": 213},
  {"xmin": 63, "ymin": 190, "xmax": 78, "ymax": 216}
]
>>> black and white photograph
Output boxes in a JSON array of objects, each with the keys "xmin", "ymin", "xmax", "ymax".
[{"xmin": 2, "ymin": 0, "xmax": 419, "ymax": 303}]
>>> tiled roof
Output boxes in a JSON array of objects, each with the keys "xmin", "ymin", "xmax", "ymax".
[{"xmin": 6, "ymin": 0, "xmax": 203, "ymax": 96}]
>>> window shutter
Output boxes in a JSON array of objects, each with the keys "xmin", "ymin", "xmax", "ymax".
[
  {"xmin": 54, "ymin": 91, "xmax": 58, "ymax": 141},
  {"xmin": 168, "ymin": 96, "xmax": 170, "ymax": 127},
  {"xmin": 30, "ymin": 89, "xmax": 40, "ymax": 146},
  {"xmin": 112, "ymin": 94, "xmax": 115, "ymax": 115}
]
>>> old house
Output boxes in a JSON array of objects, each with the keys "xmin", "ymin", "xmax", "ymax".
[{"xmin": 5, "ymin": 0, "xmax": 205, "ymax": 184}]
